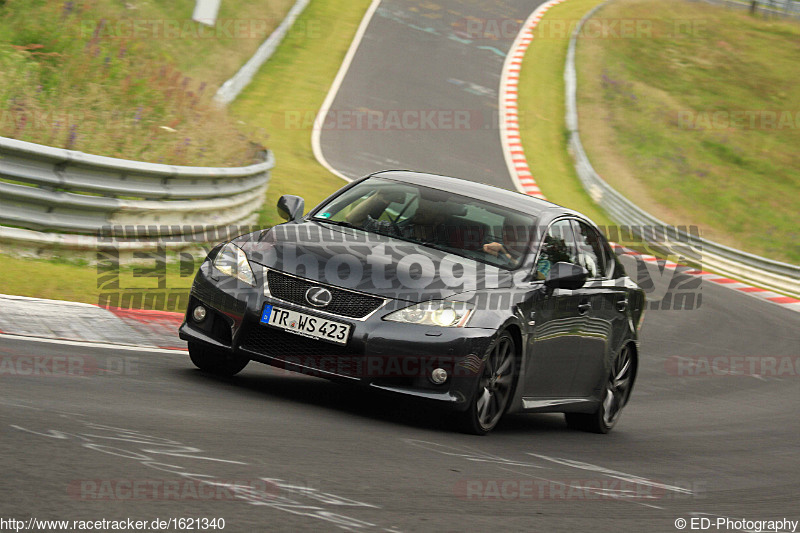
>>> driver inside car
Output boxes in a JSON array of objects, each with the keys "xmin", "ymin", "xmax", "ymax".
[
  {"xmin": 345, "ymin": 190, "xmax": 451, "ymax": 245},
  {"xmin": 482, "ymin": 214, "xmax": 531, "ymax": 266},
  {"xmin": 346, "ymin": 189, "xmax": 526, "ymax": 267}
]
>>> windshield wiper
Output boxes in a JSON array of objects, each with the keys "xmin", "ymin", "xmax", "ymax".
[{"xmin": 313, "ymin": 218, "xmax": 362, "ymax": 230}]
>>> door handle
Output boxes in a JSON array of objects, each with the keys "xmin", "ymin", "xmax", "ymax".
[
  {"xmin": 578, "ymin": 301, "xmax": 592, "ymax": 315},
  {"xmin": 616, "ymin": 298, "xmax": 628, "ymax": 312}
]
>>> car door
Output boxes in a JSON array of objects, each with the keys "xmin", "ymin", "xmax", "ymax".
[
  {"xmin": 522, "ymin": 219, "xmax": 584, "ymax": 398},
  {"xmin": 568, "ymin": 220, "xmax": 628, "ymax": 397}
]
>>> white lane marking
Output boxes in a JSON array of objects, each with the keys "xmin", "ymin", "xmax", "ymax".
[
  {"xmin": 405, "ymin": 439, "xmax": 703, "ymax": 510},
  {"xmin": 496, "ymin": 466, "xmax": 664, "ymax": 510},
  {"xmin": 403, "ymin": 439, "xmax": 544, "ymax": 469},
  {"xmin": 0, "ymin": 333, "xmax": 186, "ymax": 354},
  {"xmin": 0, "ymin": 293, "xmax": 100, "ymax": 307},
  {"xmin": 526, "ymin": 453, "xmax": 694, "ymax": 495},
  {"xmin": 11, "ymin": 416, "xmax": 390, "ymax": 531},
  {"xmin": 0, "ymin": 400, "xmax": 43, "ymax": 410},
  {"xmin": 311, "ymin": 0, "xmax": 384, "ymax": 182}
]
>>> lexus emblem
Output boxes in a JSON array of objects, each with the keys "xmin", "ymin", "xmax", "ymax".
[{"xmin": 305, "ymin": 287, "xmax": 333, "ymax": 307}]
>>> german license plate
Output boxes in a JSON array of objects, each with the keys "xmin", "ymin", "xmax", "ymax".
[{"xmin": 260, "ymin": 304, "xmax": 350, "ymax": 345}]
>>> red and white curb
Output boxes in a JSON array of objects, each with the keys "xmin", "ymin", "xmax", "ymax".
[
  {"xmin": 612, "ymin": 248, "xmax": 800, "ymax": 312},
  {"xmin": 500, "ymin": 0, "xmax": 566, "ymax": 199},
  {"xmin": 498, "ymin": 0, "xmax": 800, "ymax": 313},
  {"xmin": 0, "ymin": 294, "xmax": 187, "ymax": 350}
]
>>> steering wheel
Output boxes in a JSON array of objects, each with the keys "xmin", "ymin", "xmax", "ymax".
[{"xmin": 388, "ymin": 195, "xmax": 416, "ymax": 232}]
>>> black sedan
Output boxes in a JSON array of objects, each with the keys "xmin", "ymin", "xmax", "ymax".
[{"xmin": 180, "ymin": 171, "xmax": 645, "ymax": 434}]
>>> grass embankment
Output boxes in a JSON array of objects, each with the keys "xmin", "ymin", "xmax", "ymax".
[
  {"xmin": 0, "ymin": 0, "xmax": 371, "ymax": 306},
  {"xmin": 0, "ymin": 0, "xmax": 295, "ymax": 165},
  {"xmin": 231, "ymin": 0, "xmax": 369, "ymax": 227},
  {"xmin": 517, "ymin": 0, "xmax": 611, "ymax": 228},
  {"xmin": 575, "ymin": 0, "xmax": 800, "ymax": 263}
]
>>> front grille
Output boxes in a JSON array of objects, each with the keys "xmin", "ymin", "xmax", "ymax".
[
  {"xmin": 239, "ymin": 325, "xmax": 362, "ymax": 377},
  {"xmin": 266, "ymin": 269, "xmax": 385, "ymax": 319}
]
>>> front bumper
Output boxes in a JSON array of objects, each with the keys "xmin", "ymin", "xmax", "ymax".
[{"xmin": 179, "ymin": 261, "xmax": 498, "ymax": 409}]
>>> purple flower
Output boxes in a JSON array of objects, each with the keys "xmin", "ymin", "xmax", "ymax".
[
  {"xmin": 92, "ymin": 19, "xmax": 107, "ymax": 40},
  {"xmin": 66, "ymin": 124, "xmax": 78, "ymax": 149}
]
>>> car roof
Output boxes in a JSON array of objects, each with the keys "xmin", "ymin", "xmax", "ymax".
[{"xmin": 369, "ymin": 170, "xmax": 569, "ymax": 219}]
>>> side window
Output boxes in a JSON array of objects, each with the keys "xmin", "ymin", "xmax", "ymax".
[
  {"xmin": 601, "ymin": 236, "xmax": 618, "ymax": 279},
  {"xmin": 535, "ymin": 219, "xmax": 578, "ymax": 280},
  {"xmin": 572, "ymin": 221, "xmax": 606, "ymax": 279}
]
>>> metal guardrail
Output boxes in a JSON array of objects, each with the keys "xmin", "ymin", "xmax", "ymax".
[
  {"xmin": 214, "ymin": 0, "xmax": 311, "ymax": 105},
  {"xmin": 699, "ymin": 0, "xmax": 800, "ymax": 17},
  {"xmin": 0, "ymin": 0, "xmax": 317, "ymax": 255},
  {"xmin": 737, "ymin": 0, "xmax": 800, "ymax": 15},
  {"xmin": 565, "ymin": 4, "xmax": 800, "ymax": 298},
  {"xmin": 0, "ymin": 136, "xmax": 273, "ymax": 253}
]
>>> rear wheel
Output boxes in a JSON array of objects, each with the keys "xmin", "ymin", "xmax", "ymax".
[
  {"xmin": 188, "ymin": 342, "xmax": 249, "ymax": 376},
  {"xmin": 458, "ymin": 331, "xmax": 517, "ymax": 435},
  {"xmin": 565, "ymin": 344, "xmax": 635, "ymax": 433}
]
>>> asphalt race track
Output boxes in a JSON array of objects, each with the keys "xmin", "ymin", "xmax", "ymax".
[
  {"xmin": 317, "ymin": 0, "xmax": 533, "ymax": 187},
  {"xmin": 2, "ymin": 1, "xmax": 800, "ymax": 532}
]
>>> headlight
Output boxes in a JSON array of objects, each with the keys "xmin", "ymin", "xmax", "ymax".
[
  {"xmin": 383, "ymin": 301, "xmax": 474, "ymax": 327},
  {"xmin": 213, "ymin": 243, "xmax": 256, "ymax": 286}
]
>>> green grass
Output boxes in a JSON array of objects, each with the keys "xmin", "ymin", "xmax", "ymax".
[
  {"xmin": 0, "ymin": 254, "xmax": 194, "ymax": 307},
  {"xmin": 0, "ymin": 0, "xmax": 372, "ymax": 306},
  {"xmin": 231, "ymin": 0, "xmax": 370, "ymax": 227},
  {"xmin": 0, "ymin": 0, "xmax": 295, "ymax": 165},
  {"xmin": 575, "ymin": 0, "xmax": 800, "ymax": 263},
  {"xmin": 517, "ymin": 0, "xmax": 613, "ymax": 230}
]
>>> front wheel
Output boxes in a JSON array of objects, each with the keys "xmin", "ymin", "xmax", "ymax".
[
  {"xmin": 565, "ymin": 344, "xmax": 635, "ymax": 433},
  {"xmin": 457, "ymin": 331, "xmax": 517, "ymax": 435},
  {"xmin": 188, "ymin": 342, "xmax": 249, "ymax": 376}
]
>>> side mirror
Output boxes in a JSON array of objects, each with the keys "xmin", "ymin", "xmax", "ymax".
[
  {"xmin": 277, "ymin": 195, "xmax": 305, "ymax": 222},
  {"xmin": 544, "ymin": 262, "xmax": 589, "ymax": 290}
]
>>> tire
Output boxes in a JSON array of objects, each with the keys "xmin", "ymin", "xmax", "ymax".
[
  {"xmin": 188, "ymin": 342, "xmax": 249, "ymax": 377},
  {"xmin": 458, "ymin": 331, "xmax": 517, "ymax": 435},
  {"xmin": 565, "ymin": 344, "xmax": 635, "ymax": 434}
]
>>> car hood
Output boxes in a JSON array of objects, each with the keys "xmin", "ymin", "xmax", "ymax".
[{"xmin": 232, "ymin": 221, "xmax": 516, "ymax": 302}]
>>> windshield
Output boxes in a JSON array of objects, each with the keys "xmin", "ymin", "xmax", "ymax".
[{"xmin": 311, "ymin": 177, "xmax": 536, "ymax": 269}]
